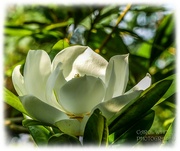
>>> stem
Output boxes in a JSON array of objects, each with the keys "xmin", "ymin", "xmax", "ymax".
[
  {"xmin": 98, "ymin": 4, "xmax": 132, "ymax": 52},
  {"xmin": 5, "ymin": 117, "xmax": 24, "ymax": 125},
  {"xmin": 8, "ymin": 124, "xmax": 29, "ymax": 133}
]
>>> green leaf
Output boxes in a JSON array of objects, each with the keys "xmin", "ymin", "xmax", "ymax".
[
  {"xmin": 23, "ymin": 119, "xmax": 69, "ymax": 135},
  {"xmin": 109, "ymin": 110, "xmax": 155, "ymax": 145},
  {"xmin": 3, "ymin": 87, "xmax": 28, "ymax": 115},
  {"xmin": 48, "ymin": 133, "xmax": 81, "ymax": 146},
  {"xmin": 28, "ymin": 125, "xmax": 51, "ymax": 146},
  {"xmin": 161, "ymin": 74, "xmax": 176, "ymax": 100},
  {"xmin": 108, "ymin": 79, "xmax": 172, "ymax": 135},
  {"xmin": 162, "ymin": 119, "xmax": 175, "ymax": 145},
  {"xmin": 157, "ymin": 93, "xmax": 176, "ymax": 110},
  {"xmin": 155, "ymin": 74, "xmax": 176, "ymax": 105},
  {"xmin": 80, "ymin": 16, "xmax": 91, "ymax": 30},
  {"xmin": 83, "ymin": 109, "xmax": 109, "ymax": 146},
  {"xmin": 22, "ymin": 119, "xmax": 54, "ymax": 128},
  {"xmin": 51, "ymin": 39, "xmax": 70, "ymax": 51}
]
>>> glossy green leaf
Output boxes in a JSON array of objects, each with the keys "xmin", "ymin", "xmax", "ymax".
[
  {"xmin": 162, "ymin": 119, "xmax": 175, "ymax": 145},
  {"xmin": 155, "ymin": 74, "xmax": 176, "ymax": 105},
  {"xmin": 22, "ymin": 119, "xmax": 54, "ymax": 127},
  {"xmin": 3, "ymin": 87, "xmax": 28, "ymax": 115},
  {"xmin": 48, "ymin": 133, "xmax": 81, "ymax": 146},
  {"xmin": 109, "ymin": 110, "xmax": 155, "ymax": 145},
  {"xmin": 80, "ymin": 16, "xmax": 91, "ymax": 30},
  {"xmin": 28, "ymin": 125, "xmax": 51, "ymax": 146},
  {"xmin": 160, "ymin": 93, "xmax": 176, "ymax": 110},
  {"xmin": 161, "ymin": 74, "xmax": 176, "ymax": 100},
  {"xmin": 108, "ymin": 79, "xmax": 172, "ymax": 134},
  {"xmin": 51, "ymin": 39, "xmax": 70, "ymax": 51},
  {"xmin": 83, "ymin": 109, "xmax": 109, "ymax": 146}
]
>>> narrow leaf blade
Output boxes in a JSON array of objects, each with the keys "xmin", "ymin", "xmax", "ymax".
[
  {"xmin": 3, "ymin": 87, "xmax": 28, "ymax": 115},
  {"xmin": 22, "ymin": 119, "xmax": 54, "ymax": 128},
  {"xmin": 162, "ymin": 119, "xmax": 175, "ymax": 145},
  {"xmin": 109, "ymin": 79, "xmax": 172, "ymax": 134},
  {"xmin": 83, "ymin": 109, "xmax": 109, "ymax": 146},
  {"xmin": 110, "ymin": 110, "xmax": 155, "ymax": 145},
  {"xmin": 48, "ymin": 133, "xmax": 81, "ymax": 146}
]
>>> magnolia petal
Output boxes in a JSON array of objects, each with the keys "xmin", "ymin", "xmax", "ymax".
[
  {"xmin": 52, "ymin": 45, "xmax": 88, "ymax": 78},
  {"xmin": 46, "ymin": 63, "xmax": 67, "ymax": 111},
  {"xmin": 12, "ymin": 65, "xmax": 27, "ymax": 96},
  {"xmin": 104, "ymin": 61, "xmax": 116, "ymax": 101},
  {"xmin": 66, "ymin": 47, "xmax": 108, "ymax": 81},
  {"xmin": 55, "ymin": 115, "xmax": 89, "ymax": 136},
  {"xmin": 23, "ymin": 50, "xmax": 51, "ymax": 102},
  {"xmin": 126, "ymin": 73, "xmax": 152, "ymax": 94},
  {"xmin": 94, "ymin": 90, "xmax": 142, "ymax": 120},
  {"xmin": 20, "ymin": 95, "xmax": 68, "ymax": 124},
  {"xmin": 59, "ymin": 75, "xmax": 105, "ymax": 115},
  {"xmin": 104, "ymin": 54, "xmax": 129, "ymax": 101}
]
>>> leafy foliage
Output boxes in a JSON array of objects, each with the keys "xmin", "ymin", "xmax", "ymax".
[
  {"xmin": 4, "ymin": 87, "xmax": 28, "ymax": 115},
  {"xmin": 109, "ymin": 110, "xmax": 155, "ymax": 145},
  {"xmin": 108, "ymin": 79, "xmax": 173, "ymax": 134},
  {"xmin": 48, "ymin": 133, "xmax": 81, "ymax": 146},
  {"xmin": 27, "ymin": 125, "xmax": 51, "ymax": 146},
  {"xmin": 83, "ymin": 109, "xmax": 109, "ymax": 146}
]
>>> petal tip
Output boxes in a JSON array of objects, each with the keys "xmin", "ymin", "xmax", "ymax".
[
  {"xmin": 146, "ymin": 73, "xmax": 152, "ymax": 83},
  {"xmin": 146, "ymin": 73, "xmax": 151, "ymax": 78}
]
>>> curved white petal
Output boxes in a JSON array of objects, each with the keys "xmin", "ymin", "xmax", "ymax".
[
  {"xmin": 20, "ymin": 95, "xmax": 68, "ymax": 124},
  {"xmin": 104, "ymin": 54, "xmax": 129, "ymax": 101},
  {"xmin": 12, "ymin": 65, "xmax": 27, "ymax": 96},
  {"xmin": 46, "ymin": 63, "xmax": 67, "ymax": 111},
  {"xmin": 55, "ymin": 115, "xmax": 89, "ymax": 136},
  {"xmin": 58, "ymin": 75, "xmax": 105, "ymax": 116},
  {"xmin": 94, "ymin": 90, "xmax": 142, "ymax": 120},
  {"xmin": 52, "ymin": 45, "xmax": 88, "ymax": 78},
  {"xmin": 23, "ymin": 50, "xmax": 51, "ymax": 102},
  {"xmin": 126, "ymin": 73, "xmax": 151, "ymax": 94},
  {"xmin": 66, "ymin": 47, "xmax": 108, "ymax": 81}
]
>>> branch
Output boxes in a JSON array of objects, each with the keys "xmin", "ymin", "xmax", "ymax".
[{"xmin": 97, "ymin": 4, "xmax": 132, "ymax": 52}]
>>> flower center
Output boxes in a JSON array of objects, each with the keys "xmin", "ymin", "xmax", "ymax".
[
  {"xmin": 67, "ymin": 112, "xmax": 90, "ymax": 122},
  {"xmin": 74, "ymin": 73, "xmax": 81, "ymax": 78}
]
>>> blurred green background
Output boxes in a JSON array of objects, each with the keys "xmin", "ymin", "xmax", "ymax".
[{"xmin": 4, "ymin": 4, "xmax": 175, "ymax": 145}]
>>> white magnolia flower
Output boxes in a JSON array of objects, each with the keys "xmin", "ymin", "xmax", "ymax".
[{"xmin": 12, "ymin": 45, "xmax": 151, "ymax": 136}]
